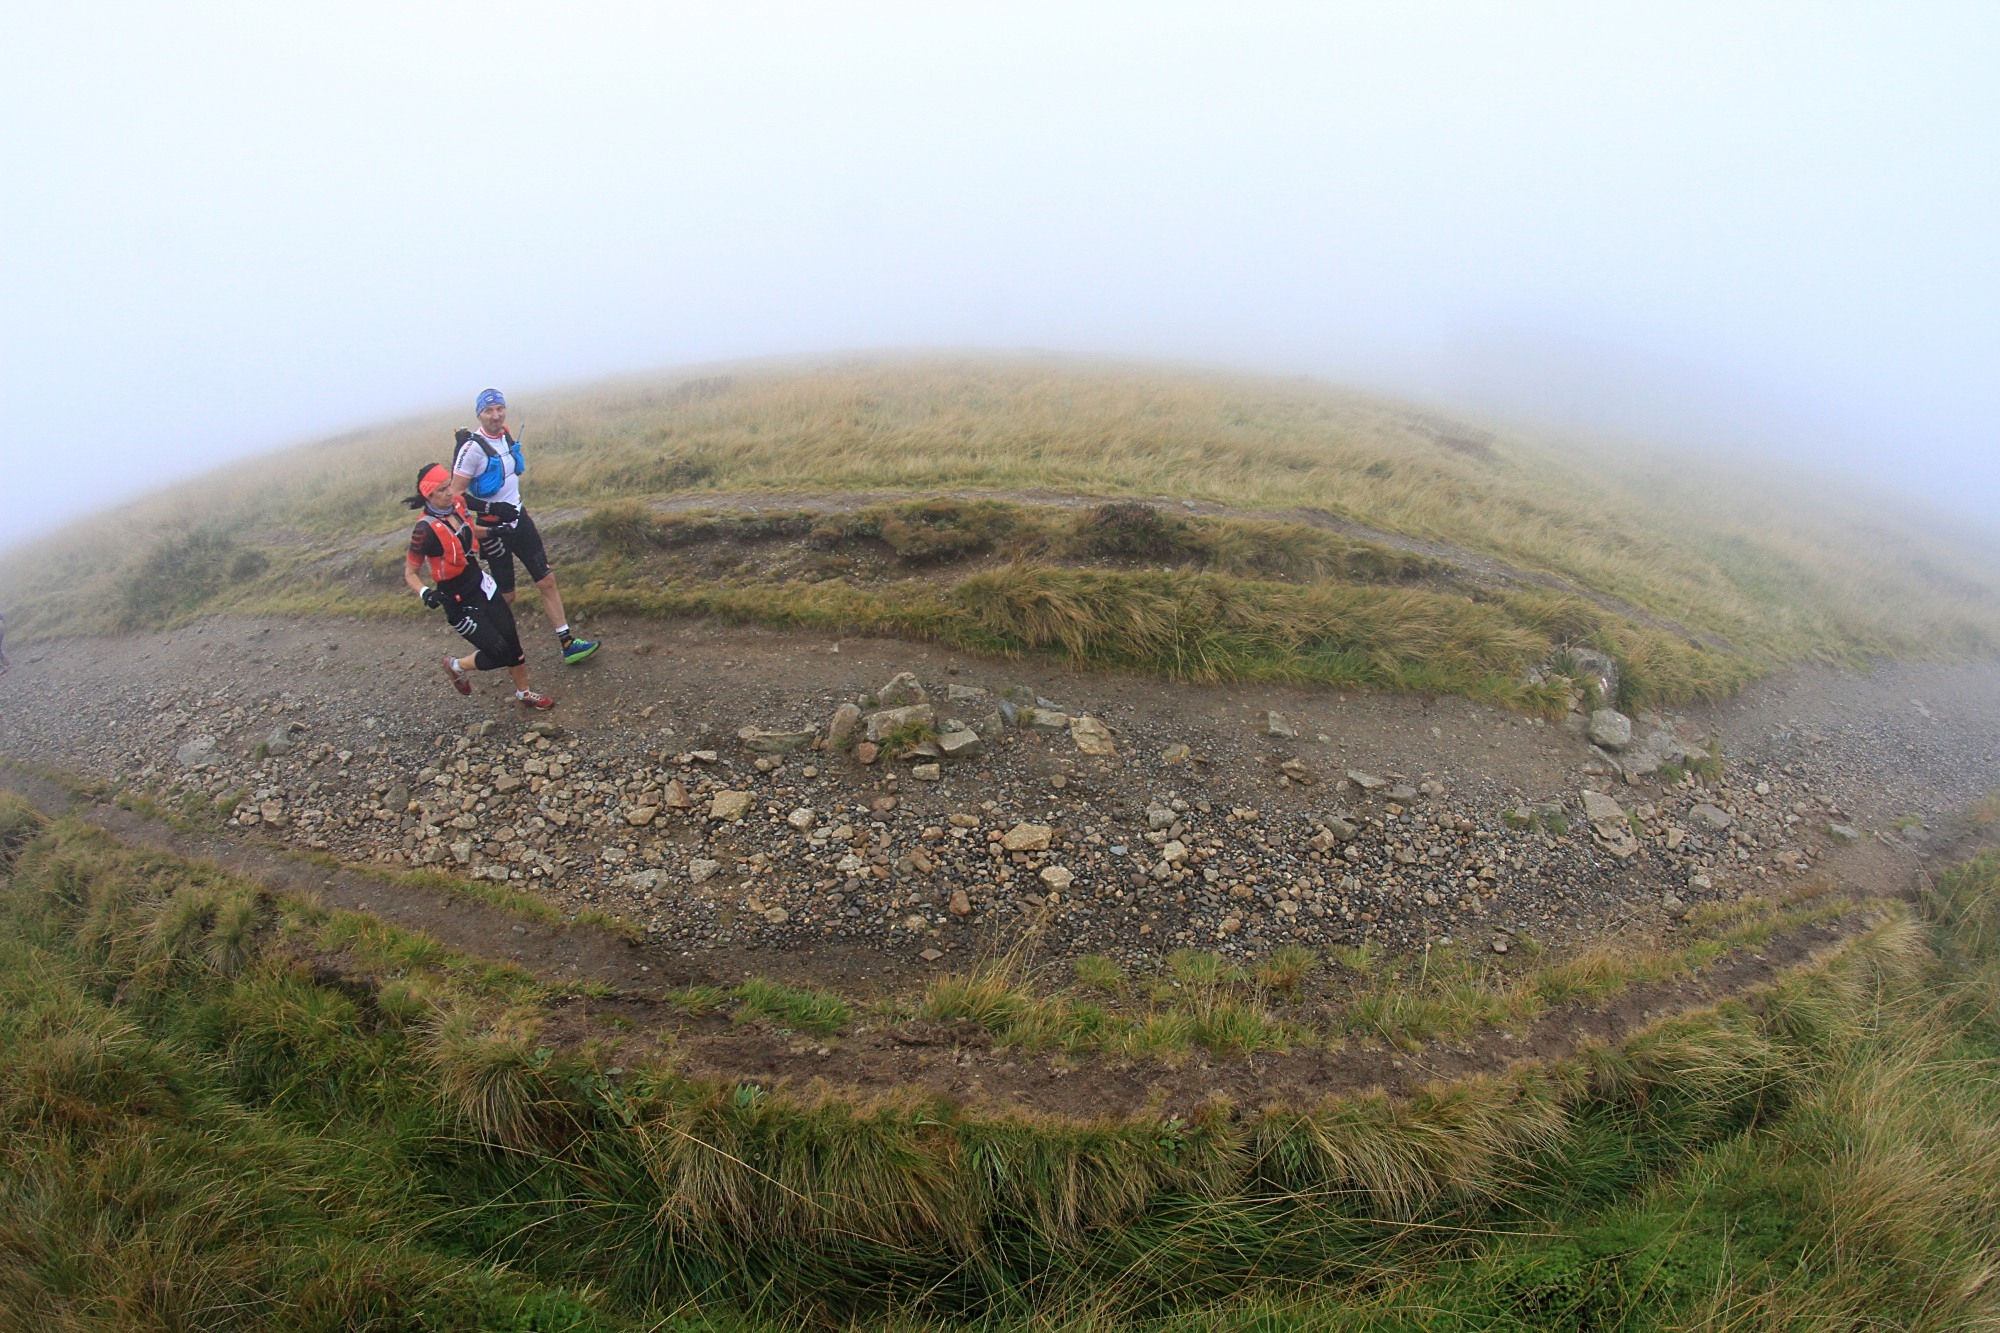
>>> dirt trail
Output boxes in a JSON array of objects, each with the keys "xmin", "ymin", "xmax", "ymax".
[
  {"xmin": 4, "ymin": 618, "xmax": 1993, "ymax": 958},
  {"xmin": 0, "ymin": 767, "xmax": 657, "ymax": 989},
  {"xmin": 4, "ymin": 603, "xmax": 1994, "ymax": 1114},
  {"xmin": 0, "ymin": 763, "xmax": 1906, "ymax": 1116}
]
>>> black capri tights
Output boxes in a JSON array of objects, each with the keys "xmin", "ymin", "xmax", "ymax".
[{"xmin": 442, "ymin": 587, "xmax": 525, "ymax": 671}]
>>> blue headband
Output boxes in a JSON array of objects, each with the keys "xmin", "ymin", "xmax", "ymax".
[{"xmin": 475, "ymin": 388, "xmax": 506, "ymax": 414}]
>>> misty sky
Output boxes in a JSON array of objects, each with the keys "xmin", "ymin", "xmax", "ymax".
[{"xmin": 3, "ymin": 3, "xmax": 1996, "ymax": 547}]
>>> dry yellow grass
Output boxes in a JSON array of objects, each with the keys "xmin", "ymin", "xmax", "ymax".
[{"xmin": 6, "ymin": 355, "xmax": 1998, "ymax": 678}]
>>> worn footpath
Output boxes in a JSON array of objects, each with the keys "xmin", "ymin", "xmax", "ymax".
[
  {"xmin": 3, "ymin": 614, "xmax": 1994, "ymax": 971},
  {"xmin": 4, "ymin": 614, "xmax": 1997, "ymax": 1112}
]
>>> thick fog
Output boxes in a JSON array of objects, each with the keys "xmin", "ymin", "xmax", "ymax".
[{"xmin": 2, "ymin": 3, "xmax": 1994, "ymax": 547}]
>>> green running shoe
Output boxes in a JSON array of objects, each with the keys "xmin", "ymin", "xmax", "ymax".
[{"xmin": 561, "ymin": 637, "xmax": 600, "ymax": 665}]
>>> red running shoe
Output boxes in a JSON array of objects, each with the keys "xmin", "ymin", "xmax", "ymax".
[
  {"xmin": 441, "ymin": 656, "xmax": 471, "ymax": 696},
  {"xmin": 517, "ymin": 689, "xmax": 556, "ymax": 710}
]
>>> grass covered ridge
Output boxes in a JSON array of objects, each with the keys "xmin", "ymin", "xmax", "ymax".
[
  {"xmin": 32, "ymin": 490, "xmax": 1753, "ymax": 709},
  {"xmin": 9, "ymin": 788, "xmax": 2000, "ymax": 1329},
  {"xmin": 4, "ymin": 358, "xmax": 1999, "ymax": 702}
]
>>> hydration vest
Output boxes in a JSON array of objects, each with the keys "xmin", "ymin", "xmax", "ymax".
[
  {"xmin": 421, "ymin": 507, "xmax": 478, "ymax": 585},
  {"xmin": 466, "ymin": 430, "xmax": 526, "ymax": 500}
]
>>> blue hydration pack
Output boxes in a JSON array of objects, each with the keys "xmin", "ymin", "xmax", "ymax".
[{"xmin": 467, "ymin": 432, "xmax": 526, "ymax": 499}]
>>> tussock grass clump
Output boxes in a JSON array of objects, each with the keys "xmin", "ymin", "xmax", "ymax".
[
  {"xmin": 1253, "ymin": 945, "xmax": 1321, "ymax": 997},
  {"xmin": 1072, "ymin": 501, "xmax": 1202, "ymax": 561},
  {"xmin": 815, "ymin": 497, "xmax": 1032, "ymax": 564},
  {"xmin": 1930, "ymin": 847, "xmax": 2000, "ymax": 962},
  {"xmin": 581, "ymin": 498, "xmax": 666, "ymax": 553},
  {"xmin": 953, "ymin": 566, "xmax": 1556, "ymax": 697},
  {"xmin": 920, "ymin": 965, "xmax": 1033, "ymax": 1029},
  {"xmin": 425, "ymin": 1008, "xmax": 571, "ymax": 1150},
  {"xmin": 915, "ymin": 953, "xmax": 1307, "ymax": 1058},
  {"xmin": 585, "ymin": 501, "xmax": 819, "ymax": 556},
  {"xmin": 731, "ymin": 977, "xmax": 853, "ymax": 1034},
  {"xmin": 1072, "ymin": 954, "xmax": 1127, "ymax": 994},
  {"xmin": 1, "ymin": 984, "xmax": 187, "ymax": 1131},
  {"xmin": 666, "ymin": 982, "xmax": 732, "ymax": 1017},
  {"xmin": 1505, "ymin": 588, "xmax": 1759, "ymax": 706},
  {"xmin": 0, "ymin": 791, "xmax": 46, "ymax": 852},
  {"xmin": 1187, "ymin": 513, "xmax": 1441, "ymax": 583}
]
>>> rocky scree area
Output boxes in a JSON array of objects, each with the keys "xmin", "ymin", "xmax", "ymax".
[{"xmin": 6, "ymin": 616, "xmax": 1990, "ymax": 972}]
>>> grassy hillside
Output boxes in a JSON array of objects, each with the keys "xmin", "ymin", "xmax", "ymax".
[
  {"xmin": 6, "ymin": 357, "xmax": 1999, "ymax": 703},
  {"xmin": 7, "ymin": 790, "xmax": 2000, "ymax": 1330}
]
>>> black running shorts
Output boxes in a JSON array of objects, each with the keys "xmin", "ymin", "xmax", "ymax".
[
  {"xmin": 440, "ymin": 582, "xmax": 526, "ymax": 671},
  {"xmin": 477, "ymin": 510, "xmax": 552, "ymax": 598}
]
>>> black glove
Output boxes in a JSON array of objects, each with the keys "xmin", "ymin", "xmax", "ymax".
[
  {"xmin": 482, "ymin": 501, "xmax": 520, "ymax": 525},
  {"xmin": 454, "ymin": 428, "xmax": 472, "ymax": 447},
  {"xmin": 421, "ymin": 587, "xmax": 444, "ymax": 610}
]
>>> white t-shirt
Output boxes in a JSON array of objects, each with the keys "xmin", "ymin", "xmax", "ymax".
[{"xmin": 452, "ymin": 430, "xmax": 521, "ymax": 507}]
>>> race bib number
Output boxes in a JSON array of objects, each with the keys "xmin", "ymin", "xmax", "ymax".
[{"xmin": 480, "ymin": 572, "xmax": 498, "ymax": 599}]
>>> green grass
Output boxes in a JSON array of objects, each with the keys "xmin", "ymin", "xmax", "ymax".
[
  {"xmin": 562, "ymin": 555, "xmax": 1746, "ymax": 707},
  {"xmin": 731, "ymin": 977, "xmax": 853, "ymax": 1034},
  {"xmin": 8, "ymin": 788, "xmax": 2000, "ymax": 1330},
  {"xmin": 800, "ymin": 495, "xmax": 1442, "ymax": 584},
  {"xmin": 5, "ymin": 357, "xmax": 1998, "ymax": 708},
  {"xmin": 906, "ymin": 889, "xmax": 1859, "ymax": 1061}
]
